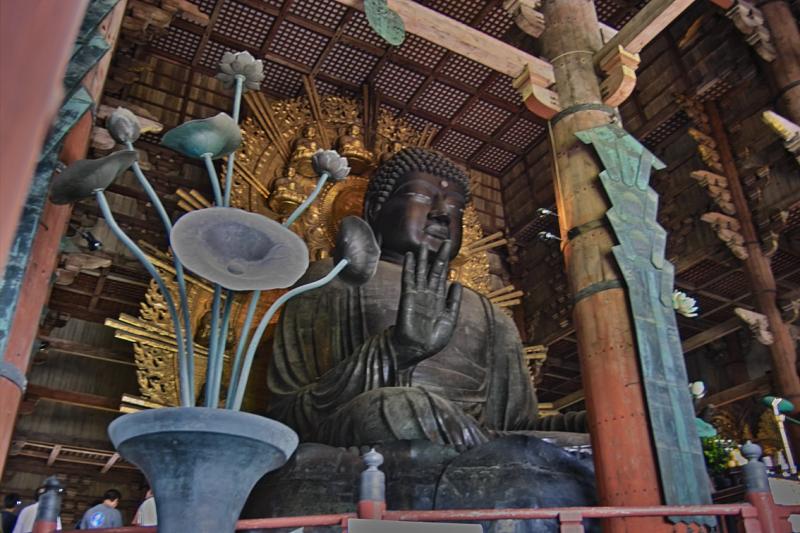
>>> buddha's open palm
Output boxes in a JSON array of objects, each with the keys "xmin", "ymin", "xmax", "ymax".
[{"xmin": 393, "ymin": 241, "xmax": 462, "ymax": 369}]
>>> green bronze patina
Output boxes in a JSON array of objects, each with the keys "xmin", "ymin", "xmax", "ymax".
[
  {"xmin": 576, "ymin": 123, "xmax": 714, "ymax": 526},
  {"xmin": 365, "ymin": 0, "xmax": 406, "ymax": 46}
]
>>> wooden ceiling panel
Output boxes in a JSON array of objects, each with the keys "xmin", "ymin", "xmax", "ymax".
[
  {"xmin": 769, "ymin": 249, "xmax": 799, "ymax": 279},
  {"xmin": 181, "ymin": 0, "xmax": 216, "ymax": 18},
  {"xmin": 642, "ymin": 110, "xmax": 688, "ymax": 148},
  {"xmin": 320, "ymin": 42, "xmax": 379, "ymax": 85},
  {"xmin": 269, "ymin": 20, "xmax": 330, "ymax": 67},
  {"xmin": 439, "ymin": 55, "xmax": 493, "ymax": 90},
  {"xmin": 472, "ymin": 145, "xmax": 518, "ymax": 174},
  {"xmin": 433, "ymin": 129, "xmax": 484, "ymax": 161},
  {"xmin": 476, "ymin": 5, "xmax": 515, "ymax": 39},
  {"xmin": 198, "ymin": 38, "xmax": 238, "ymax": 69},
  {"xmin": 414, "ymin": 81, "xmax": 471, "ymax": 120},
  {"xmin": 418, "ymin": 0, "xmax": 485, "ymax": 23},
  {"xmin": 216, "ymin": 0, "xmax": 276, "ymax": 48},
  {"xmin": 402, "ymin": 112, "xmax": 442, "ymax": 136},
  {"xmin": 343, "ymin": 10, "xmax": 389, "ymax": 48},
  {"xmin": 261, "ymin": 57, "xmax": 304, "ymax": 97},
  {"xmin": 703, "ymin": 270, "xmax": 750, "ymax": 300},
  {"xmin": 150, "ymin": 25, "xmax": 202, "ymax": 63},
  {"xmin": 395, "ymin": 34, "xmax": 448, "ymax": 70},
  {"xmin": 677, "ymin": 258, "xmax": 729, "ymax": 287},
  {"xmin": 375, "ymin": 62, "xmax": 427, "ymax": 103},
  {"xmin": 290, "ymin": 0, "xmax": 348, "ymax": 28},
  {"xmin": 456, "ymin": 99, "xmax": 513, "ymax": 137},
  {"xmin": 484, "ymin": 75, "xmax": 523, "ymax": 107},
  {"xmin": 498, "ymin": 116, "xmax": 546, "ymax": 152}
]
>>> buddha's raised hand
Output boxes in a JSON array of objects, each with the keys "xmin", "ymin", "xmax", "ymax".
[{"xmin": 393, "ymin": 240, "xmax": 462, "ymax": 369}]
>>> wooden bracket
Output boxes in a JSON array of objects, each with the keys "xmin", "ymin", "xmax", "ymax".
[
  {"xmin": 513, "ymin": 65, "xmax": 561, "ymax": 120},
  {"xmin": 762, "ymin": 110, "xmax": 800, "ymax": 165},
  {"xmin": 726, "ymin": 0, "xmax": 777, "ymax": 62},
  {"xmin": 688, "ymin": 127, "xmax": 725, "ymax": 173},
  {"xmin": 598, "ymin": 45, "xmax": 641, "ymax": 107},
  {"xmin": 734, "ymin": 307, "xmax": 774, "ymax": 345},
  {"xmin": 700, "ymin": 212, "xmax": 749, "ymax": 260},
  {"xmin": 503, "ymin": 0, "xmax": 546, "ymax": 38},
  {"xmin": 691, "ymin": 170, "xmax": 737, "ymax": 215}
]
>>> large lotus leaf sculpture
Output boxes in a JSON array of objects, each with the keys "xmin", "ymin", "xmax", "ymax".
[
  {"xmin": 50, "ymin": 150, "xmax": 138, "ymax": 204},
  {"xmin": 333, "ymin": 216, "xmax": 380, "ymax": 286},
  {"xmin": 161, "ymin": 113, "xmax": 242, "ymax": 159},
  {"xmin": 170, "ymin": 208, "xmax": 309, "ymax": 291}
]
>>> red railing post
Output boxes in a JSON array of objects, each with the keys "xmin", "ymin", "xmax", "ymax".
[
  {"xmin": 742, "ymin": 442, "xmax": 787, "ymax": 533},
  {"xmin": 31, "ymin": 476, "xmax": 63, "ymax": 533},
  {"xmin": 357, "ymin": 448, "xmax": 386, "ymax": 520},
  {"xmin": 559, "ymin": 510, "xmax": 585, "ymax": 533},
  {"xmin": 741, "ymin": 505, "xmax": 765, "ymax": 533}
]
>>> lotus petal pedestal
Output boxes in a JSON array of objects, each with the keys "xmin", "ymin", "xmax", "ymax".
[{"xmin": 109, "ymin": 407, "xmax": 298, "ymax": 533}]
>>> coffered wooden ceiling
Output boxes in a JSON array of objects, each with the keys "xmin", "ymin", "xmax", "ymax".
[{"xmin": 139, "ymin": 0, "xmax": 645, "ymax": 176}]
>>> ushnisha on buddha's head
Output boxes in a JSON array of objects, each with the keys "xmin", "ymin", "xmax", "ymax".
[{"xmin": 364, "ymin": 147, "xmax": 470, "ymax": 263}]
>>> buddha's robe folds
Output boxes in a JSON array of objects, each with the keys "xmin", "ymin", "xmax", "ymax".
[{"xmin": 267, "ymin": 259, "xmax": 538, "ymax": 449}]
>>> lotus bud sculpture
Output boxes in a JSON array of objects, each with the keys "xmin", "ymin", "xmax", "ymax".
[
  {"xmin": 216, "ymin": 50, "xmax": 265, "ymax": 92},
  {"xmin": 312, "ymin": 148, "xmax": 351, "ymax": 181},
  {"xmin": 107, "ymin": 107, "xmax": 141, "ymax": 144}
]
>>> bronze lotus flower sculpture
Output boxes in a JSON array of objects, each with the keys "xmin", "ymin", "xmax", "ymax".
[
  {"xmin": 50, "ymin": 150, "xmax": 138, "ymax": 204},
  {"xmin": 107, "ymin": 107, "xmax": 141, "ymax": 144},
  {"xmin": 161, "ymin": 113, "xmax": 242, "ymax": 160},
  {"xmin": 216, "ymin": 51, "xmax": 265, "ymax": 92},
  {"xmin": 333, "ymin": 216, "xmax": 380, "ymax": 286},
  {"xmin": 311, "ymin": 149, "xmax": 350, "ymax": 181},
  {"xmin": 170, "ymin": 207, "xmax": 310, "ymax": 291}
]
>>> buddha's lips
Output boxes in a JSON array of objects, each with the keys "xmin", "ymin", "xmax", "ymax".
[{"xmin": 424, "ymin": 224, "xmax": 449, "ymax": 239}]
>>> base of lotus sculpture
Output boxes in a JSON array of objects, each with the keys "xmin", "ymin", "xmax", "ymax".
[
  {"xmin": 109, "ymin": 407, "xmax": 298, "ymax": 533},
  {"xmin": 243, "ymin": 434, "xmax": 597, "ymax": 532}
]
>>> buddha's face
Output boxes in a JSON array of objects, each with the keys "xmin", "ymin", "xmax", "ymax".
[{"xmin": 371, "ymin": 171, "xmax": 465, "ymax": 261}]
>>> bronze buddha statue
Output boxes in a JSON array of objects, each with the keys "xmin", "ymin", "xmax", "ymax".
[
  {"xmin": 246, "ymin": 148, "xmax": 595, "ymax": 531},
  {"xmin": 268, "ymin": 166, "xmax": 305, "ymax": 216}
]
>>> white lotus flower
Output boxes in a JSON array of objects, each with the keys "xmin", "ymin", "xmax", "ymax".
[
  {"xmin": 216, "ymin": 50, "xmax": 265, "ymax": 91},
  {"xmin": 311, "ymin": 149, "xmax": 350, "ymax": 181},
  {"xmin": 673, "ymin": 290, "xmax": 699, "ymax": 318}
]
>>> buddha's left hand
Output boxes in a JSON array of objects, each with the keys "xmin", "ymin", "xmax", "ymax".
[{"xmin": 393, "ymin": 240, "xmax": 463, "ymax": 368}]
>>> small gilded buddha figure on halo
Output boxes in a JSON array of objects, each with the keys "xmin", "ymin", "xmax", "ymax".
[
  {"xmin": 289, "ymin": 124, "xmax": 319, "ymax": 177},
  {"xmin": 335, "ymin": 124, "xmax": 373, "ymax": 174}
]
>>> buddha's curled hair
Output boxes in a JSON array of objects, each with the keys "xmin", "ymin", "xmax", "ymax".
[{"xmin": 365, "ymin": 148, "xmax": 471, "ymax": 213}]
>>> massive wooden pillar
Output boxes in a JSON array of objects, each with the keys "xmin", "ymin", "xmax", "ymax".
[
  {"xmin": 707, "ymin": 101, "xmax": 800, "ymax": 451},
  {"xmin": 0, "ymin": 1, "xmax": 88, "ymax": 273},
  {"xmin": 540, "ymin": 0, "xmax": 667, "ymax": 530},
  {"xmin": 0, "ymin": 1, "xmax": 127, "ymax": 477},
  {"xmin": 760, "ymin": 0, "xmax": 800, "ymax": 123}
]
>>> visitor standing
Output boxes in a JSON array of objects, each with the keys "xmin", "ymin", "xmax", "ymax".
[
  {"xmin": 1, "ymin": 493, "xmax": 21, "ymax": 533},
  {"xmin": 78, "ymin": 490, "xmax": 122, "ymax": 529},
  {"xmin": 12, "ymin": 486, "xmax": 61, "ymax": 533},
  {"xmin": 132, "ymin": 488, "xmax": 156, "ymax": 526}
]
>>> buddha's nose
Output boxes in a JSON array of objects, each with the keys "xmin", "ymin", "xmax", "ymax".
[{"xmin": 428, "ymin": 195, "xmax": 450, "ymax": 224}]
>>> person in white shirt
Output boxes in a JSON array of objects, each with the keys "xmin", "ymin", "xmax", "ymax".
[
  {"xmin": 132, "ymin": 489, "xmax": 157, "ymax": 526},
  {"xmin": 12, "ymin": 487, "xmax": 61, "ymax": 533}
]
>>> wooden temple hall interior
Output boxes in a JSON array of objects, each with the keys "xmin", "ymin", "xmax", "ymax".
[{"xmin": 1, "ymin": 0, "xmax": 800, "ymax": 531}]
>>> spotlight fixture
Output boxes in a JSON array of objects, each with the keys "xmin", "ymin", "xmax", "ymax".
[
  {"xmin": 536, "ymin": 207, "xmax": 558, "ymax": 218},
  {"xmin": 81, "ymin": 230, "xmax": 103, "ymax": 251},
  {"xmin": 537, "ymin": 231, "xmax": 561, "ymax": 242}
]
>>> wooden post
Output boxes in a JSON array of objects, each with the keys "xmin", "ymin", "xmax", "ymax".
[
  {"xmin": 759, "ymin": 0, "xmax": 800, "ymax": 124},
  {"xmin": 706, "ymin": 101, "xmax": 800, "ymax": 452},
  {"xmin": 0, "ymin": 1, "xmax": 88, "ymax": 273},
  {"xmin": 539, "ymin": 0, "xmax": 668, "ymax": 531},
  {"xmin": 0, "ymin": 0, "xmax": 128, "ymax": 477}
]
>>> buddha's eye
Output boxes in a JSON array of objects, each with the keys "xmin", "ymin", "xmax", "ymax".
[{"xmin": 404, "ymin": 192, "xmax": 432, "ymax": 204}]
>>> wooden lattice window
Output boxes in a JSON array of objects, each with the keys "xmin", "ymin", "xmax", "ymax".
[{"xmin": 643, "ymin": 110, "xmax": 688, "ymax": 148}]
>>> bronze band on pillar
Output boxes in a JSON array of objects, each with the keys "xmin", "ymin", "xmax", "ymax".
[
  {"xmin": 572, "ymin": 279, "xmax": 624, "ymax": 304},
  {"xmin": 550, "ymin": 103, "xmax": 620, "ymax": 127},
  {"xmin": 0, "ymin": 361, "xmax": 27, "ymax": 392},
  {"xmin": 566, "ymin": 217, "xmax": 610, "ymax": 241}
]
